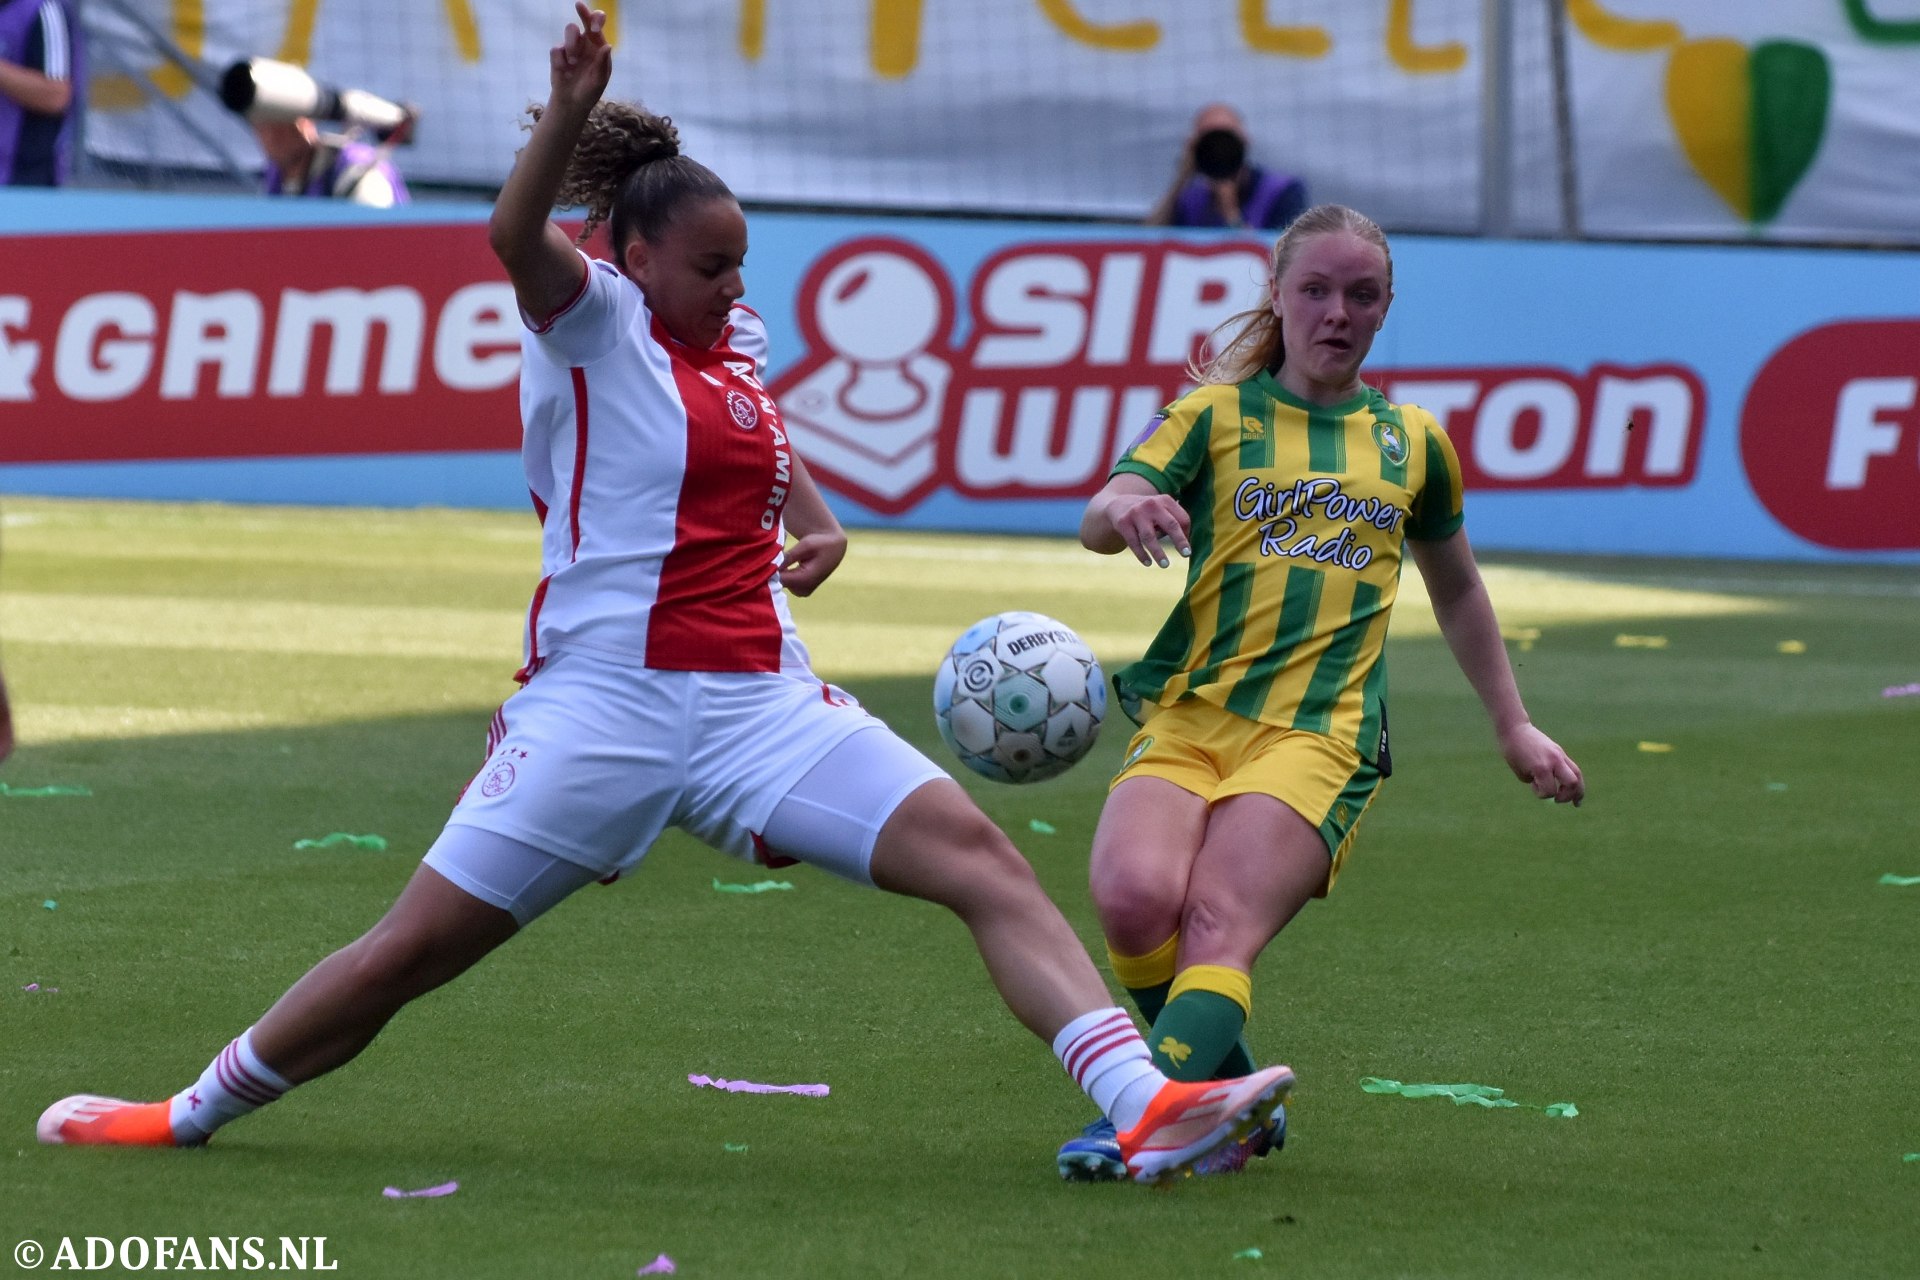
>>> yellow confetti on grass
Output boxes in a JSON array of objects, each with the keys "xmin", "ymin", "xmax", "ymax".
[
  {"xmin": 1638, "ymin": 742, "xmax": 1675, "ymax": 753},
  {"xmin": 1615, "ymin": 634, "xmax": 1669, "ymax": 649},
  {"xmin": 1503, "ymin": 626, "xmax": 1541, "ymax": 652},
  {"xmin": 1777, "ymin": 640, "xmax": 1807, "ymax": 654}
]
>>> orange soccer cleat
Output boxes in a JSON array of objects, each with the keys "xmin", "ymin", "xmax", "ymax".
[
  {"xmin": 1115, "ymin": 1065, "xmax": 1294, "ymax": 1183},
  {"xmin": 37, "ymin": 1095, "xmax": 195, "ymax": 1147}
]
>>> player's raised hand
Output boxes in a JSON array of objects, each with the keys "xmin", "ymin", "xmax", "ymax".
[
  {"xmin": 1498, "ymin": 722, "xmax": 1584, "ymax": 806},
  {"xmin": 1107, "ymin": 493, "xmax": 1192, "ymax": 568},
  {"xmin": 550, "ymin": 3, "xmax": 612, "ymax": 113}
]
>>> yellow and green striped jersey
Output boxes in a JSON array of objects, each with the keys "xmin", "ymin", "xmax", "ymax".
[{"xmin": 1110, "ymin": 371, "xmax": 1465, "ymax": 766}]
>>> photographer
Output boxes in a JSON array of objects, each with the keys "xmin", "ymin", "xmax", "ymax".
[
  {"xmin": 222, "ymin": 57, "xmax": 413, "ymax": 206},
  {"xmin": 255, "ymin": 116, "xmax": 409, "ymax": 206},
  {"xmin": 1148, "ymin": 103, "xmax": 1305, "ymax": 232}
]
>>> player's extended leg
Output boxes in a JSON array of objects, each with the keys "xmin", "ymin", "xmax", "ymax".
[
  {"xmin": 246, "ymin": 861, "xmax": 523, "ymax": 1083},
  {"xmin": 869, "ymin": 777, "xmax": 1116, "ymax": 1040},
  {"xmin": 1059, "ymin": 777, "xmax": 1264, "ymax": 1178},
  {"xmin": 760, "ymin": 731, "xmax": 1289, "ymax": 1182},
  {"xmin": 867, "ymin": 778, "xmax": 1291, "ymax": 1181},
  {"xmin": 1158, "ymin": 792, "xmax": 1327, "ymax": 1080},
  {"xmin": 1146, "ymin": 792, "xmax": 1327, "ymax": 1174},
  {"xmin": 39, "ymin": 829, "xmax": 592, "ymax": 1147},
  {"xmin": 1088, "ymin": 776, "xmax": 1254, "ymax": 1074}
]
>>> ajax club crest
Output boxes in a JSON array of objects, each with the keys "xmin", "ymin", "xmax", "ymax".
[{"xmin": 726, "ymin": 388, "xmax": 760, "ymax": 431}]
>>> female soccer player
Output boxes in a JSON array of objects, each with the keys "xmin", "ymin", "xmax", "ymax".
[
  {"xmin": 1056, "ymin": 204, "xmax": 1585, "ymax": 1180},
  {"xmin": 36, "ymin": 5, "xmax": 1288, "ymax": 1184}
]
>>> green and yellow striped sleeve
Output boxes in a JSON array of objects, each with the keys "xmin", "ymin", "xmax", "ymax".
[
  {"xmin": 1406, "ymin": 411, "xmax": 1466, "ymax": 541},
  {"xmin": 1111, "ymin": 394, "xmax": 1214, "ymax": 496}
]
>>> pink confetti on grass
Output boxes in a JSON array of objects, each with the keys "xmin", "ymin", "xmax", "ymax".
[
  {"xmin": 381, "ymin": 1181, "xmax": 459, "ymax": 1199},
  {"xmin": 1883, "ymin": 682, "xmax": 1920, "ymax": 699},
  {"xmin": 688, "ymin": 1073, "xmax": 828, "ymax": 1097},
  {"xmin": 21, "ymin": 983, "xmax": 60, "ymax": 993},
  {"xmin": 637, "ymin": 1256, "xmax": 677, "ymax": 1276}
]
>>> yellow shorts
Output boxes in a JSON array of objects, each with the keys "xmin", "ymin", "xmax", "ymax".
[{"xmin": 1111, "ymin": 697, "xmax": 1384, "ymax": 892}]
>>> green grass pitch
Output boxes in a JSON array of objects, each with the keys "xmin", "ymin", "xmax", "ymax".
[{"xmin": 1, "ymin": 496, "xmax": 1915, "ymax": 1278}]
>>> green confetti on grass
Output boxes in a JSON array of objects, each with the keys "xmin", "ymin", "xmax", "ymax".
[
  {"xmin": 1879, "ymin": 873, "xmax": 1920, "ymax": 886},
  {"xmin": 1765, "ymin": 782, "xmax": 1788, "ymax": 792},
  {"xmin": 723, "ymin": 1143, "xmax": 750, "ymax": 1153},
  {"xmin": 293, "ymin": 833, "xmax": 389, "ymax": 851},
  {"xmin": 1361, "ymin": 1077, "xmax": 1577, "ymax": 1117},
  {"xmin": 1904, "ymin": 1153, "xmax": 1919, "ymax": 1163},
  {"xmin": 711, "ymin": 879, "xmax": 795, "ymax": 894},
  {"xmin": 1027, "ymin": 819, "xmax": 1057, "ymax": 835},
  {"xmin": 0, "ymin": 783, "xmax": 92, "ymax": 797},
  {"xmin": 41, "ymin": 900, "xmax": 56, "ymax": 910},
  {"xmin": 1233, "ymin": 1248, "xmax": 1264, "ymax": 1261}
]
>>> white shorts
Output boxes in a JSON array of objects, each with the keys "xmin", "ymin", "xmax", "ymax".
[{"xmin": 441, "ymin": 650, "xmax": 947, "ymax": 886}]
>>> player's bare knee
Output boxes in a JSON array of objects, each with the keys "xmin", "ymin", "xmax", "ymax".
[
  {"xmin": 1090, "ymin": 866, "xmax": 1185, "ymax": 953},
  {"xmin": 1179, "ymin": 894, "xmax": 1255, "ymax": 967}
]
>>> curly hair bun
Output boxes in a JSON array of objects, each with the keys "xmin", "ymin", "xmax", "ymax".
[{"xmin": 526, "ymin": 100, "xmax": 683, "ymax": 240}]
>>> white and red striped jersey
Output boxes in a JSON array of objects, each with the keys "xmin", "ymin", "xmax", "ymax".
[{"xmin": 514, "ymin": 253, "xmax": 811, "ymax": 678}]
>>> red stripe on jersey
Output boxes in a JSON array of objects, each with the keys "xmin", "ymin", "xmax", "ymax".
[
  {"xmin": 567, "ymin": 366, "xmax": 589, "ymax": 561},
  {"xmin": 527, "ymin": 261, "xmax": 592, "ymax": 334},
  {"xmin": 528, "ymin": 489, "xmax": 549, "ymax": 525},
  {"xmin": 514, "ymin": 574, "xmax": 552, "ymax": 684},
  {"xmin": 643, "ymin": 315, "xmax": 786, "ymax": 672}
]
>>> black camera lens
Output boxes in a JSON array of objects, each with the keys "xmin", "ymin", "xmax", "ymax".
[{"xmin": 1193, "ymin": 128, "xmax": 1247, "ymax": 180}]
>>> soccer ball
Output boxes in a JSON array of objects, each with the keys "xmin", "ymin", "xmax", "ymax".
[{"xmin": 933, "ymin": 611, "xmax": 1106, "ymax": 783}]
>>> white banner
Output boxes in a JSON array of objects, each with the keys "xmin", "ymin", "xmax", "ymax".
[{"xmin": 78, "ymin": 1, "xmax": 1920, "ymax": 243}]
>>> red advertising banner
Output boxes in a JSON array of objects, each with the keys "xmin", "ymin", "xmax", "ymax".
[
  {"xmin": 0, "ymin": 224, "xmax": 522, "ymax": 463},
  {"xmin": 1740, "ymin": 319, "xmax": 1920, "ymax": 551}
]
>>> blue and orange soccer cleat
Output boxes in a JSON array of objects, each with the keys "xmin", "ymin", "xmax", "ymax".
[
  {"xmin": 1190, "ymin": 1103, "xmax": 1287, "ymax": 1176},
  {"xmin": 1116, "ymin": 1065, "xmax": 1294, "ymax": 1184},
  {"xmin": 1056, "ymin": 1116, "xmax": 1127, "ymax": 1182}
]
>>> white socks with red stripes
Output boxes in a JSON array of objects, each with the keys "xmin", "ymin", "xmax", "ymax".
[
  {"xmin": 168, "ymin": 1028, "xmax": 292, "ymax": 1143},
  {"xmin": 1052, "ymin": 1006, "xmax": 1165, "ymax": 1133}
]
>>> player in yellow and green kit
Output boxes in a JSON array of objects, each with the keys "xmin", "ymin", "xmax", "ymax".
[{"xmin": 1057, "ymin": 204, "xmax": 1586, "ymax": 1180}]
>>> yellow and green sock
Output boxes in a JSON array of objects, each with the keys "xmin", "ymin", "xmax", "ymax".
[
  {"xmin": 1147, "ymin": 964, "xmax": 1252, "ymax": 1082},
  {"xmin": 1108, "ymin": 939, "xmax": 1256, "ymax": 1081}
]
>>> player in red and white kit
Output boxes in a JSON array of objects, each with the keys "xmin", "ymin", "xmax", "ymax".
[{"xmin": 35, "ymin": 5, "xmax": 1290, "ymax": 1182}]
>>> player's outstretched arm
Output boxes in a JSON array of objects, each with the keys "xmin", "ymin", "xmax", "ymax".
[
  {"xmin": 1081, "ymin": 474, "xmax": 1191, "ymax": 567},
  {"xmin": 488, "ymin": 3, "xmax": 612, "ymax": 321},
  {"xmin": 777, "ymin": 453, "xmax": 848, "ymax": 598},
  {"xmin": 1408, "ymin": 529, "xmax": 1585, "ymax": 805}
]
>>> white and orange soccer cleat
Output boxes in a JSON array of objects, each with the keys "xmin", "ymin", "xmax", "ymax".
[
  {"xmin": 1115, "ymin": 1065, "xmax": 1294, "ymax": 1183},
  {"xmin": 37, "ymin": 1095, "xmax": 195, "ymax": 1147}
]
